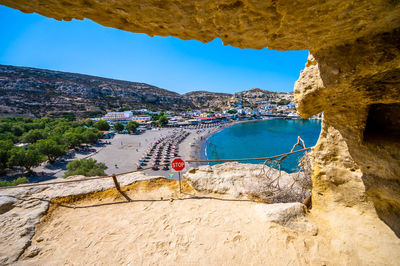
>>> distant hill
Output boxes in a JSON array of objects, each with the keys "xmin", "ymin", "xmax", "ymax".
[
  {"xmin": 0, "ymin": 65, "xmax": 294, "ymax": 118},
  {"xmin": 183, "ymin": 91, "xmax": 233, "ymax": 110},
  {"xmin": 0, "ymin": 64, "xmax": 194, "ymax": 118},
  {"xmin": 232, "ymin": 88, "xmax": 294, "ymax": 106}
]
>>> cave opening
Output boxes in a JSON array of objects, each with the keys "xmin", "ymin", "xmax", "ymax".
[{"xmin": 363, "ymin": 103, "xmax": 400, "ymax": 144}]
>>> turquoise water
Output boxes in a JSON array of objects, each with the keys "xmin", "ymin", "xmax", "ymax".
[{"xmin": 205, "ymin": 119, "xmax": 321, "ymax": 173}]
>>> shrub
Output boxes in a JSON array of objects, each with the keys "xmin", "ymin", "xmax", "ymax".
[
  {"xmin": 64, "ymin": 158, "xmax": 107, "ymax": 178},
  {"xmin": 0, "ymin": 177, "xmax": 29, "ymax": 187}
]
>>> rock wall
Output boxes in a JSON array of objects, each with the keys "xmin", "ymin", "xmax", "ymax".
[
  {"xmin": 1, "ymin": 0, "xmax": 400, "ymax": 262},
  {"xmin": 295, "ymin": 28, "xmax": 400, "ymax": 236},
  {"xmin": 1, "ymin": 0, "xmax": 399, "ymax": 51}
]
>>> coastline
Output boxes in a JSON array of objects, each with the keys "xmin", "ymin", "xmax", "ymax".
[
  {"xmin": 190, "ymin": 119, "xmax": 258, "ymax": 167},
  {"xmin": 191, "ymin": 117, "xmax": 313, "ymax": 167}
]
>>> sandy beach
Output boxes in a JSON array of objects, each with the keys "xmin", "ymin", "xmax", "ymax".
[{"xmin": 32, "ymin": 124, "xmax": 232, "ymax": 181}]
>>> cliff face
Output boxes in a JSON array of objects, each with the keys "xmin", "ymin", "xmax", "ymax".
[
  {"xmin": 1, "ymin": 0, "xmax": 400, "ymax": 262},
  {"xmin": 295, "ymin": 30, "xmax": 400, "ymax": 237}
]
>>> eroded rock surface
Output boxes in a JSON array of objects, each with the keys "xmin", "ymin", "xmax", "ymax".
[
  {"xmin": 1, "ymin": 0, "xmax": 399, "ymax": 51},
  {"xmin": 184, "ymin": 162, "xmax": 311, "ymax": 203},
  {"xmin": 295, "ymin": 28, "xmax": 400, "ymax": 237},
  {"xmin": 1, "ymin": 0, "xmax": 400, "ymax": 263},
  {"xmin": 0, "ymin": 173, "xmax": 152, "ymax": 265}
]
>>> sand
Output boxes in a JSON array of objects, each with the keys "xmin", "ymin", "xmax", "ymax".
[
  {"xmin": 32, "ymin": 127, "xmax": 216, "ymax": 180},
  {"xmin": 19, "ymin": 180, "xmax": 337, "ymax": 266}
]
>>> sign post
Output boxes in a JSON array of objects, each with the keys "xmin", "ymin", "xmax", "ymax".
[{"xmin": 171, "ymin": 158, "xmax": 185, "ymax": 193}]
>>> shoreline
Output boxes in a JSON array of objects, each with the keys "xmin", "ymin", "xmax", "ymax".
[
  {"xmin": 190, "ymin": 120, "xmax": 255, "ymax": 167},
  {"xmin": 191, "ymin": 117, "xmax": 302, "ymax": 167}
]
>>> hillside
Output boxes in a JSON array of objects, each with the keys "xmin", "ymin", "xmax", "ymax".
[
  {"xmin": 0, "ymin": 65, "xmax": 194, "ymax": 118},
  {"xmin": 0, "ymin": 65, "xmax": 294, "ymax": 118},
  {"xmin": 183, "ymin": 91, "xmax": 232, "ymax": 110},
  {"xmin": 232, "ymin": 88, "xmax": 294, "ymax": 106}
]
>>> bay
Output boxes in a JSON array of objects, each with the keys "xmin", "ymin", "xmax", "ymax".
[{"xmin": 205, "ymin": 119, "xmax": 321, "ymax": 173}]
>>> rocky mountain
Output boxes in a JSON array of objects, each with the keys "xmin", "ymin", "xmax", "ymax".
[
  {"xmin": 232, "ymin": 88, "xmax": 294, "ymax": 106},
  {"xmin": 0, "ymin": 64, "xmax": 194, "ymax": 118},
  {"xmin": 183, "ymin": 91, "xmax": 232, "ymax": 110},
  {"xmin": 0, "ymin": 65, "xmax": 294, "ymax": 118}
]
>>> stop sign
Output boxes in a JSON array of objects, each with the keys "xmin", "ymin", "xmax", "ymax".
[{"xmin": 171, "ymin": 158, "xmax": 185, "ymax": 171}]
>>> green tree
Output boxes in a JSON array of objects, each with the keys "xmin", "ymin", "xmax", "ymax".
[
  {"xmin": 7, "ymin": 147, "xmax": 44, "ymax": 172},
  {"xmin": 113, "ymin": 122, "xmax": 124, "ymax": 133},
  {"xmin": 11, "ymin": 124, "xmax": 25, "ymax": 137},
  {"xmin": 0, "ymin": 140, "xmax": 14, "ymax": 173},
  {"xmin": 227, "ymin": 109, "xmax": 238, "ymax": 114},
  {"xmin": 82, "ymin": 119, "xmax": 93, "ymax": 127},
  {"xmin": 0, "ymin": 132, "xmax": 18, "ymax": 143},
  {"xmin": 63, "ymin": 132, "xmax": 83, "ymax": 148},
  {"xmin": 21, "ymin": 129, "xmax": 45, "ymax": 143},
  {"xmin": 64, "ymin": 158, "xmax": 107, "ymax": 178},
  {"xmin": 126, "ymin": 121, "xmax": 139, "ymax": 134},
  {"xmin": 159, "ymin": 116, "xmax": 169, "ymax": 127},
  {"xmin": 34, "ymin": 139, "xmax": 67, "ymax": 163},
  {"xmin": 93, "ymin": 120, "xmax": 110, "ymax": 131},
  {"xmin": 82, "ymin": 129, "xmax": 100, "ymax": 144}
]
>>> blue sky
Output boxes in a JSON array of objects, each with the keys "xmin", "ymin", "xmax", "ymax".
[{"xmin": 0, "ymin": 5, "xmax": 308, "ymax": 94}]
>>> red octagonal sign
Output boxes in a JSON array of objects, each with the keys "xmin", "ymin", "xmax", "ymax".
[{"xmin": 171, "ymin": 158, "xmax": 185, "ymax": 171}]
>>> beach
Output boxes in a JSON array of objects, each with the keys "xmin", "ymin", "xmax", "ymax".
[{"xmin": 32, "ymin": 124, "xmax": 233, "ymax": 181}]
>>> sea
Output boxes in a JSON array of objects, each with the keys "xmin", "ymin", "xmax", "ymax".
[{"xmin": 204, "ymin": 119, "xmax": 321, "ymax": 173}]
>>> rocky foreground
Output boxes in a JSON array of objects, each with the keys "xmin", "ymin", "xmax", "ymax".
[
  {"xmin": 0, "ymin": 163, "xmax": 399, "ymax": 265},
  {"xmin": 0, "ymin": 163, "xmax": 312, "ymax": 265}
]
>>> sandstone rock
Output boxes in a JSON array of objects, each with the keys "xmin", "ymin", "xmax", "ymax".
[
  {"xmin": 294, "ymin": 29, "xmax": 400, "ymax": 237},
  {"xmin": 0, "ymin": 195, "xmax": 18, "ymax": 214},
  {"xmin": 1, "ymin": 0, "xmax": 399, "ymax": 263},
  {"xmin": 255, "ymin": 202, "xmax": 306, "ymax": 224},
  {"xmin": 25, "ymin": 247, "xmax": 41, "ymax": 258},
  {"xmin": 254, "ymin": 202, "xmax": 318, "ymax": 235},
  {"xmin": 0, "ymin": 172, "xmax": 151, "ymax": 265},
  {"xmin": 1, "ymin": 0, "xmax": 399, "ymax": 51},
  {"xmin": 184, "ymin": 162, "xmax": 311, "ymax": 203}
]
